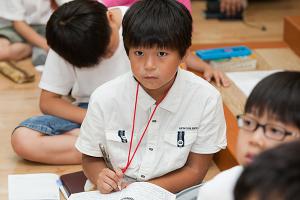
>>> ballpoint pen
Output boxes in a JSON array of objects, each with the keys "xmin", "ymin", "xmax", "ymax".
[
  {"xmin": 99, "ymin": 143, "xmax": 122, "ymax": 190},
  {"xmin": 99, "ymin": 143, "xmax": 114, "ymax": 170}
]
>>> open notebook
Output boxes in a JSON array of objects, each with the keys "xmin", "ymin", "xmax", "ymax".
[
  {"xmin": 68, "ymin": 182, "xmax": 176, "ymax": 200},
  {"xmin": 8, "ymin": 172, "xmax": 175, "ymax": 200}
]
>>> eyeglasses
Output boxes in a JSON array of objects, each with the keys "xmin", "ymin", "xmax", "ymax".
[{"xmin": 236, "ymin": 115, "xmax": 295, "ymax": 141}]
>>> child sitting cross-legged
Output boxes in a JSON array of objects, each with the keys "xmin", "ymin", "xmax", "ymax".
[{"xmin": 75, "ymin": 0, "xmax": 227, "ymax": 194}]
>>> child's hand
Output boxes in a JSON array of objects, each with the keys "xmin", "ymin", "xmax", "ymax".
[
  {"xmin": 220, "ymin": 0, "xmax": 244, "ymax": 16},
  {"xmin": 203, "ymin": 67, "xmax": 230, "ymax": 87},
  {"xmin": 96, "ymin": 167, "xmax": 123, "ymax": 194}
]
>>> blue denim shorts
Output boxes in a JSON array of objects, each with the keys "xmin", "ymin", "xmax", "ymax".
[{"xmin": 16, "ymin": 103, "xmax": 88, "ymax": 136}]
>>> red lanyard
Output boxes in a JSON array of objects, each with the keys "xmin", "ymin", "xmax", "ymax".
[{"xmin": 122, "ymin": 83, "xmax": 166, "ymax": 174}]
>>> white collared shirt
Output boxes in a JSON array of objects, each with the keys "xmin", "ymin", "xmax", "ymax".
[
  {"xmin": 76, "ymin": 68, "xmax": 227, "ymax": 181},
  {"xmin": 39, "ymin": 6, "xmax": 130, "ymax": 104}
]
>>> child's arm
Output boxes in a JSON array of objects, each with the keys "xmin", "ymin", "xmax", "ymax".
[
  {"xmin": 82, "ymin": 154, "xmax": 123, "ymax": 194},
  {"xmin": 39, "ymin": 90, "xmax": 86, "ymax": 124},
  {"xmin": 184, "ymin": 53, "xmax": 230, "ymax": 87},
  {"xmin": 13, "ymin": 21, "xmax": 49, "ymax": 51},
  {"xmin": 149, "ymin": 152, "xmax": 213, "ymax": 193}
]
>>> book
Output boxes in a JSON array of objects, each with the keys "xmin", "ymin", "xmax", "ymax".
[
  {"xmin": 59, "ymin": 171, "xmax": 87, "ymax": 199},
  {"xmin": 67, "ymin": 182, "xmax": 176, "ymax": 200},
  {"xmin": 226, "ymin": 70, "xmax": 282, "ymax": 96},
  {"xmin": 59, "ymin": 171, "xmax": 175, "ymax": 200},
  {"xmin": 8, "ymin": 173, "xmax": 60, "ymax": 200},
  {"xmin": 8, "ymin": 171, "xmax": 175, "ymax": 200},
  {"xmin": 209, "ymin": 54, "xmax": 257, "ymax": 72}
]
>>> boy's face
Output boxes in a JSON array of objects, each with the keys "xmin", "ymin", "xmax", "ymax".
[
  {"xmin": 128, "ymin": 47, "xmax": 185, "ymax": 93},
  {"xmin": 236, "ymin": 112, "xmax": 299, "ymax": 166}
]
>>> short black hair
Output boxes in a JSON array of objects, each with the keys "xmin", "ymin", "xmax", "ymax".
[
  {"xmin": 46, "ymin": 0, "xmax": 111, "ymax": 68},
  {"xmin": 234, "ymin": 140, "xmax": 300, "ymax": 200},
  {"xmin": 245, "ymin": 71, "xmax": 300, "ymax": 129},
  {"xmin": 122, "ymin": 0, "xmax": 192, "ymax": 58}
]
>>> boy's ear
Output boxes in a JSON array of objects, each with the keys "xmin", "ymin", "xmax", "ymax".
[
  {"xmin": 107, "ymin": 9, "xmax": 121, "ymax": 27},
  {"xmin": 181, "ymin": 48, "xmax": 190, "ymax": 63},
  {"xmin": 106, "ymin": 10, "xmax": 113, "ymax": 22}
]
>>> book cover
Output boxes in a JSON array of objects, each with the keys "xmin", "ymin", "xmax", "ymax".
[{"xmin": 60, "ymin": 171, "xmax": 87, "ymax": 198}]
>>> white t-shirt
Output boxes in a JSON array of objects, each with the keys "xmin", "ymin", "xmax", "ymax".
[
  {"xmin": 0, "ymin": 0, "xmax": 52, "ymax": 25},
  {"xmin": 197, "ymin": 166, "xmax": 243, "ymax": 200},
  {"xmin": 39, "ymin": 6, "xmax": 130, "ymax": 104},
  {"xmin": 76, "ymin": 68, "xmax": 227, "ymax": 181}
]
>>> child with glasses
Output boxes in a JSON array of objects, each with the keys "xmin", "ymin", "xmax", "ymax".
[
  {"xmin": 234, "ymin": 140, "xmax": 300, "ymax": 200},
  {"xmin": 197, "ymin": 71, "xmax": 300, "ymax": 200}
]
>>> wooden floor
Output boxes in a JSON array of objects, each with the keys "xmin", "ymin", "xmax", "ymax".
[
  {"xmin": 191, "ymin": 0, "xmax": 300, "ymax": 44},
  {"xmin": 1, "ymin": 0, "xmax": 300, "ymax": 199}
]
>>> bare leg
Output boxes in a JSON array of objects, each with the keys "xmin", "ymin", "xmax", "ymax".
[
  {"xmin": 0, "ymin": 38, "xmax": 31, "ymax": 61},
  {"xmin": 11, "ymin": 127, "xmax": 82, "ymax": 164},
  {"xmin": 0, "ymin": 38, "xmax": 11, "ymax": 60}
]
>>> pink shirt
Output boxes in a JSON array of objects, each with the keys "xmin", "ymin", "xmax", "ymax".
[{"xmin": 102, "ymin": 0, "xmax": 192, "ymax": 13}]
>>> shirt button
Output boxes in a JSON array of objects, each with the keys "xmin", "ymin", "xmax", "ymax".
[
  {"xmin": 152, "ymin": 119, "xmax": 157, "ymax": 123},
  {"xmin": 149, "ymin": 148, "xmax": 153, "ymax": 151},
  {"xmin": 141, "ymin": 175, "xmax": 145, "ymax": 178}
]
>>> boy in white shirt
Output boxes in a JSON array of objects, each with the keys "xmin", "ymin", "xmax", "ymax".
[
  {"xmin": 76, "ymin": 0, "xmax": 226, "ymax": 194},
  {"xmin": 11, "ymin": 0, "xmax": 131, "ymax": 164},
  {"xmin": 197, "ymin": 71, "xmax": 300, "ymax": 200},
  {"xmin": 11, "ymin": 0, "xmax": 228, "ymax": 165}
]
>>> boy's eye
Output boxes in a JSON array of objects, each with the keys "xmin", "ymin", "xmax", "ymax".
[
  {"xmin": 267, "ymin": 126, "xmax": 285, "ymax": 136},
  {"xmin": 134, "ymin": 51, "xmax": 144, "ymax": 56},
  {"xmin": 243, "ymin": 118, "xmax": 255, "ymax": 128},
  {"xmin": 157, "ymin": 52, "xmax": 168, "ymax": 57}
]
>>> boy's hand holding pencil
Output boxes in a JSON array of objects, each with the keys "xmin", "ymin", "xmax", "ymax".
[
  {"xmin": 97, "ymin": 144, "xmax": 126, "ymax": 193},
  {"xmin": 96, "ymin": 167, "xmax": 124, "ymax": 193}
]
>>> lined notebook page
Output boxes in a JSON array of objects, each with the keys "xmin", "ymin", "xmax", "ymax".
[
  {"xmin": 8, "ymin": 173, "xmax": 60, "ymax": 200},
  {"xmin": 69, "ymin": 182, "xmax": 176, "ymax": 200}
]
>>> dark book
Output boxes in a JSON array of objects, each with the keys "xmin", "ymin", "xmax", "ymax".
[{"xmin": 59, "ymin": 171, "xmax": 87, "ymax": 199}]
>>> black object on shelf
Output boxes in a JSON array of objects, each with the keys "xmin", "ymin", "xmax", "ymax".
[{"xmin": 204, "ymin": 0, "xmax": 244, "ymax": 20}]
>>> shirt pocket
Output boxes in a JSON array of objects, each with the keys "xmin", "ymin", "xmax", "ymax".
[
  {"xmin": 163, "ymin": 131, "xmax": 197, "ymax": 170},
  {"xmin": 105, "ymin": 130, "xmax": 131, "ymax": 168}
]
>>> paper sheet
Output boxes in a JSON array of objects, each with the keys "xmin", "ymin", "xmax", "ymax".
[
  {"xmin": 226, "ymin": 70, "xmax": 281, "ymax": 97},
  {"xmin": 8, "ymin": 173, "xmax": 60, "ymax": 200},
  {"xmin": 69, "ymin": 182, "xmax": 176, "ymax": 200}
]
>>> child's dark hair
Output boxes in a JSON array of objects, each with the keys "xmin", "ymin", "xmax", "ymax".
[
  {"xmin": 234, "ymin": 140, "xmax": 300, "ymax": 200},
  {"xmin": 245, "ymin": 71, "xmax": 300, "ymax": 129},
  {"xmin": 46, "ymin": 0, "xmax": 111, "ymax": 68},
  {"xmin": 122, "ymin": 0, "xmax": 192, "ymax": 58}
]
